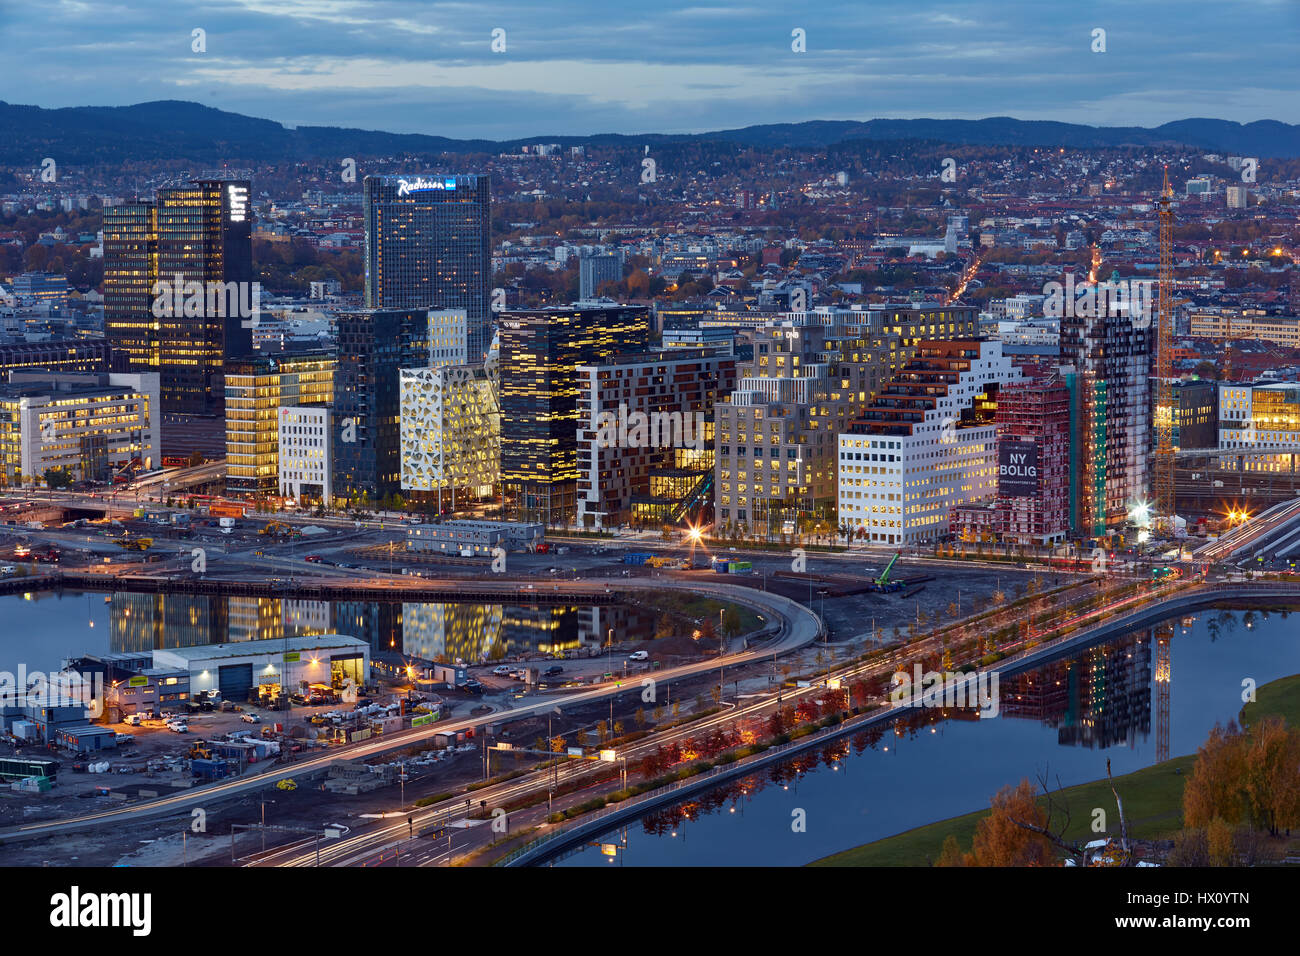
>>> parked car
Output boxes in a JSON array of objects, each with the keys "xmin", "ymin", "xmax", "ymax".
[
  {"xmin": 627, "ymin": 650, "xmax": 649, "ymax": 661},
  {"xmin": 0, "ymin": 565, "xmax": 15, "ymax": 575},
  {"xmin": 544, "ymin": 665, "xmax": 564, "ymax": 676},
  {"xmin": 167, "ymin": 722, "xmax": 189, "ymax": 733},
  {"xmin": 463, "ymin": 679, "xmax": 484, "ymax": 695},
  {"xmin": 241, "ymin": 713, "xmax": 261, "ymax": 723},
  {"xmin": 492, "ymin": 665, "xmax": 512, "ymax": 676}
]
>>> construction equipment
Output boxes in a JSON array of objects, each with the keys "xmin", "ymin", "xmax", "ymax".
[
  {"xmin": 871, "ymin": 553, "xmax": 906, "ymax": 592},
  {"xmin": 114, "ymin": 536, "xmax": 153, "ymax": 552},
  {"xmin": 1153, "ymin": 167, "xmax": 1176, "ymax": 531},
  {"xmin": 276, "ymin": 778, "xmax": 297, "ymax": 792},
  {"xmin": 260, "ymin": 520, "xmax": 299, "ymax": 538},
  {"xmin": 187, "ymin": 741, "xmax": 212, "ymax": 760}
]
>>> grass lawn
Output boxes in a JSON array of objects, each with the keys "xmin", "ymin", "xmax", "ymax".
[
  {"xmin": 812, "ymin": 672, "xmax": 1300, "ymax": 867},
  {"xmin": 641, "ymin": 592, "xmax": 762, "ymax": 635},
  {"xmin": 1241, "ymin": 673, "xmax": 1300, "ymax": 729}
]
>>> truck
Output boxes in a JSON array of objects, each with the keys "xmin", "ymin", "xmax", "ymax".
[{"xmin": 219, "ymin": 517, "xmax": 236, "ymax": 534}]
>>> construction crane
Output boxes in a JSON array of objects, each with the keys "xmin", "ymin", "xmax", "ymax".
[
  {"xmin": 1154, "ymin": 167, "xmax": 1177, "ymax": 532},
  {"xmin": 871, "ymin": 552, "xmax": 906, "ymax": 592}
]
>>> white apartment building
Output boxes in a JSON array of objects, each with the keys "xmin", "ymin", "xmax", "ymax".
[
  {"xmin": 837, "ymin": 340, "xmax": 1022, "ymax": 545},
  {"xmin": 278, "ymin": 405, "xmax": 332, "ymax": 503}
]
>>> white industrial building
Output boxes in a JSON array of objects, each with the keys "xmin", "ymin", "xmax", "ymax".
[{"xmin": 152, "ymin": 634, "xmax": 369, "ymax": 703}]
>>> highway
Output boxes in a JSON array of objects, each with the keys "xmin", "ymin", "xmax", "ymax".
[{"xmin": 0, "ymin": 574, "xmax": 821, "ymax": 845}]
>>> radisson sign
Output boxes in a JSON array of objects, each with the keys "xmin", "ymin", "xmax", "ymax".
[{"xmin": 397, "ymin": 177, "xmax": 458, "ymax": 196}]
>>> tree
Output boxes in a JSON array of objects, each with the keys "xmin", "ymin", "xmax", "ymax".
[
  {"xmin": 1240, "ymin": 715, "xmax": 1300, "ymax": 836},
  {"xmin": 721, "ymin": 607, "xmax": 742, "ymax": 638},
  {"xmin": 1183, "ymin": 721, "xmax": 1249, "ymax": 829},
  {"xmin": 655, "ymin": 613, "xmax": 675, "ymax": 639},
  {"xmin": 936, "ymin": 834, "xmax": 965, "ymax": 867},
  {"xmin": 42, "ymin": 466, "xmax": 74, "ymax": 490},
  {"xmin": 968, "ymin": 779, "xmax": 1056, "ymax": 867}
]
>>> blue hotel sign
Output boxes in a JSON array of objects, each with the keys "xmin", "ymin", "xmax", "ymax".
[{"xmin": 396, "ymin": 177, "xmax": 459, "ymax": 196}]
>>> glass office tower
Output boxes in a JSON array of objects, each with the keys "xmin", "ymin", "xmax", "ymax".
[{"xmin": 363, "ymin": 174, "xmax": 492, "ymax": 362}]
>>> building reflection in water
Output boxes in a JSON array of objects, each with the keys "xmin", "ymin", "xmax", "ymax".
[
  {"xmin": 107, "ymin": 594, "xmax": 651, "ymax": 665},
  {"xmin": 1000, "ymin": 631, "xmax": 1153, "ymax": 749}
]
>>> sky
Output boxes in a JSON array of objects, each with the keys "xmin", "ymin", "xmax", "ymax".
[{"xmin": 1, "ymin": 0, "xmax": 1297, "ymax": 140}]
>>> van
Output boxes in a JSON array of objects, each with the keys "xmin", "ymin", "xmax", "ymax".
[{"xmin": 123, "ymin": 713, "xmax": 146, "ymax": 726}]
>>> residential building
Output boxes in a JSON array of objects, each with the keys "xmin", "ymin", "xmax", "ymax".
[
  {"xmin": 576, "ymin": 349, "xmax": 736, "ymax": 528},
  {"xmin": 1060, "ymin": 299, "xmax": 1152, "ymax": 534},
  {"xmin": 1190, "ymin": 310, "xmax": 1300, "ymax": 349},
  {"xmin": 578, "ymin": 251, "xmax": 624, "ymax": 300},
  {"xmin": 991, "ymin": 375, "xmax": 1071, "ymax": 545}
]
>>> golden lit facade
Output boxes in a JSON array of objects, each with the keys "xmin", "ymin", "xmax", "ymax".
[
  {"xmin": 225, "ymin": 352, "xmax": 334, "ymax": 496},
  {"xmin": 1219, "ymin": 382, "xmax": 1300, "ymax": 471}
]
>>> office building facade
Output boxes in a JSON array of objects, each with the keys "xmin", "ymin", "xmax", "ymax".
[
  {"xmin": 838, "ymin": 340, "xmax": 1021, "ymax": 545},
  {"xmin": 224, "ymin": 352, "xmax": 334, "ymax": 497},
  {"xmin": 399, "ymin": 362, "xmax": 500, "ymax": 507},
  {"xmin": 364, "ymin": 174, "xmax": 491, "ymax": 361},
  {"xmin": 332, "ymin": 308, "xmax": 434, "ymax": 502},
  {"xmin": 498, "ymin": 305, "xmax": 650, "ymax": 523},
  {"xmin": 279, "ymin": 405, "xmax": 333, "ymax": 504},
  {"xmin": 103, "ymin": 179, "xmax": 254, "ymax": 416},
  {"xmin": 0, "ymin": 371, "xmax": 159, "ymax": 486}
]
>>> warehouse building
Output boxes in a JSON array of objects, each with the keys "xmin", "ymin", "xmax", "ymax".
[{"xmin": 152, "ymin": 634, "xmax": 369, "ymax": 704}]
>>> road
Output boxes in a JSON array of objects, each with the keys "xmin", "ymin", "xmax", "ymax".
[{"xmin": 0, "ymin": 574, "xmax": 820, "ymax": 845}]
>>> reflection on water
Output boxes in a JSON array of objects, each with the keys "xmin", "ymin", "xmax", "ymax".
[
  {"xmin": 100, "ymin": 593, "xmax": 656, "ymax": 664},
  {"xmin": 558, "ymin": 607, "xmax": 1300, "ymax": 867}
]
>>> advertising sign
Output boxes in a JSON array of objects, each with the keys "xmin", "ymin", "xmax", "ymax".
[{"xmin": 998, "ymin": 441, "xmax": 1040, "ymax": 497}]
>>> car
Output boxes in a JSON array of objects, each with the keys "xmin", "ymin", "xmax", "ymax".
[
  {"xmin": 492, "ymin": 665, "xmax": 512, "ymax": 676},
  {"xmin": 304, "ymin": 555, "xmax": 322, "ymax": 563},
  {"xmin": 241, "ymin": 713, "xmax": 261, "ymax": 723},
  {"xmin": 0, "ymin": 565, "xmax": 15, "ymax": 575},
  {"xmin": 544, "ymin": 665, "xmax": 564, "ymax": 676},
  {"xmin": 627, "ymin": 650, "xmax": 649, "ymax": 661},
  {"xmin": 463, "ymin": 680, "xmax": 484, "ymax": 695},
  {"xmin": 168, "ymin": 723, "xmax": 189, "ymax": 733}
]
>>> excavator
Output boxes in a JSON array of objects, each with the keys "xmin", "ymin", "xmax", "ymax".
[
  {"xmin": 870, "ymin": 553, "xmax": 907, "ymax": 592},
  {"xmin": 259, "ymin": 520, "xmax": 300, "ymax": 539}
]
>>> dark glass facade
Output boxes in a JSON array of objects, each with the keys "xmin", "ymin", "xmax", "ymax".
[
  {"xmin": 332, "ymin": 308, "xmax": 432, "ymax": 502},
  {"xmin": 364, "ymin": 174, "xmax": 491, "ymax": 362},
  {"xmin": 103, "ymin": 180, "xmax": 254, "ymax": 416},
  {"xmin": 498, "ymin": 305, "xmax": 650, "ymax": 522}
]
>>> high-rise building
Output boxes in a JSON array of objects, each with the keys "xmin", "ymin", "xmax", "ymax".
[
  {"xmin": 578, "ymin": 252, "xmax": 624, "ymax": 300},
  {"xmin": 332, "ymin": 309, "xmax": 434, "ymax": 502},
  {"xmin": 992, "ymin": 375, "xmax": 1071, "ymax": 545},
  {"xmin": 1060, "ymin": 301, "xmax": 1151, "ymax": 534},
  {"xmin": 576, "ymin": 349, "xmax": 736, "ymax": 529},
  {"xmin": 400, "ymin": 361, "xmax": 501, "ymax": 508},
  {"xmin": 103, "ymin": 180, "xmax": 254, "ymax": 417},
  {"xmin": 224, "ymin": 351, "xmax": 335, "ymax": 497},
  {"xmin": 363, "ymin": 174, "xmax": 491, "ymax": 361},
  {"xmin": 838, "ymin": 340, "xmax": 1021, "ymax": 545},
  {"xmin": 498, "ymin": 305, "xmax": 650, "ymax": 523},
  {"xmin": 279, "ymin": 405, "xmax": 333, "ymax": 505},
  {"xmin": 1225, "ymin": 185, "xmax": 1248, "ymax": 210}
]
